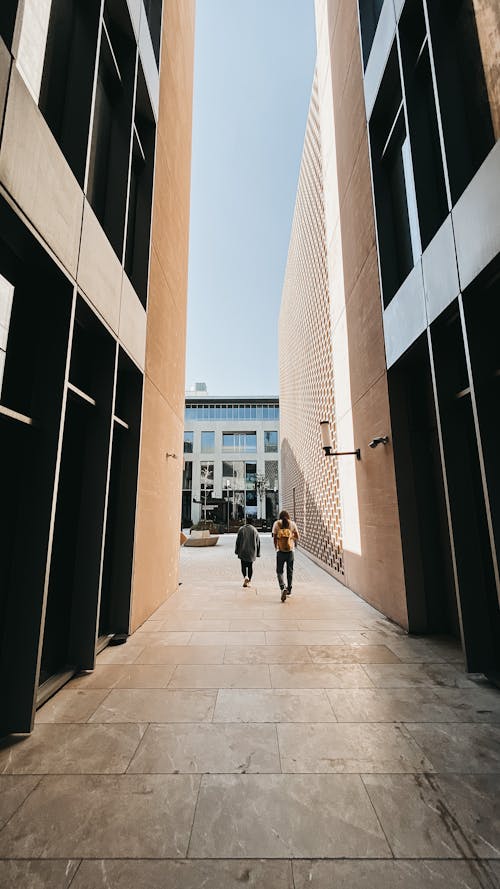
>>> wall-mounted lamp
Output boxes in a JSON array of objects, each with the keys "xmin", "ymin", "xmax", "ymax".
[
  {"xmin": 166, "ymin": 452, "xmax": 178, "ymax": 460},
  {"xmin": 320, "ymin": 420, "xmax": 361, "ymax": 460},
  {"xmin": 368, "ymin": 436, "xmax": 389, "ymax": 449}
]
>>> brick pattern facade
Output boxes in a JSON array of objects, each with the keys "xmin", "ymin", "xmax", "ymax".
[{"xmin": 279, "ymin": 76, "xmax": 343, "ymax": 577}]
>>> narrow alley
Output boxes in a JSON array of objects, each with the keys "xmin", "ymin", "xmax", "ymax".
[{"xmin": 0, "ymin": 534, "xmax": 499, "ymax": 887}]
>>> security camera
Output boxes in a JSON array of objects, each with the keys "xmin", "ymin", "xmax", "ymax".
[{"xmin": 369, "ymin": 436, "xmax": 389, "ymax": 448}]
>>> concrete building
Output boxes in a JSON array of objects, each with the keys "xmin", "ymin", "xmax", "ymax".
[
  {"xmin": 0, "ymin": 0, "xmax": 195, "ymax": 735},
  {"xmin": 183, "ymin": 394, "xmax": 280, "ymax": 528},
  {"xmin": 280, "ymin": 0, "xmax": 500, "ymax": 676}
]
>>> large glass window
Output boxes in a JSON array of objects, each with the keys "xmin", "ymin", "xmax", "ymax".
[
  {"xmin": 183, "ymin": 431, "xmax": 193, "ymax": 453},
  {"xmin": 0, "ymin": 1, "xmax": 18, "ymax": 50},
  {"xmin": 222, "ymin": 432, "xmax": 257, "ymax": 452},
  {"xmin": 184, "ymin": 403, "xmax": 278, "ymax": 421},
  {"xmin": 369, "ymin": 44, "xmax": 419, "ymax": 305},
  {"xmin": 264, "ymin": 430, "xmax": 278, "ymax": 453},
  {"xmin": 182, "ymin": 461, "xmax": 192, "ymax": 490},
  {"xmin": 223, "ymin": 461, "xmax": 245, "ymax": 489},
  {"xmin": 427, "ymin": 0, "xmax": 496, "ymax": 203},
  {"xmin": 245, "ymin": 462, "xmax": 257, "ymax": 489},
  {"xmin": 399, "ymin": 0, "xmax": 448, "ymax": 250},
  {"xmin": 358, "ymin": 0, "xmax": 385, "ymax": 68},
  {"xmin": 201, "ymin": 431, "xmax": 215, "ymax": 451},
  {"xmin": 124, "ymin": 63, "xmax": 156, "ymax": 307},
  {"xmin": 200, "ymin": 462, "xmax": 214, "ymax": 493},
  {"xmin": 38, "ymin": 0, "xmax": 101, "ymax": 185},
  {"xmin": 87, "ymin": 1, "xmax": 136, "ymax": 258},
  {"xmin": 143, "ymin": 0, "xmax": 162, "ymax": 65}
]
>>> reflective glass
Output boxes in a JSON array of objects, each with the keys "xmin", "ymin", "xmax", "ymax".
[
  {"xmin": 201, "ymin": 431, "xmax": 215, "ymax": 451},
  {"xmin": 264, "ymin": 430, "xmax": 278, "ymax": 453}
]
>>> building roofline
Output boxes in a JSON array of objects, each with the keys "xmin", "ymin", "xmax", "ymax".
[{"xmin": 185, "ymin": 396, "xmax": 279, "ymax": 404}]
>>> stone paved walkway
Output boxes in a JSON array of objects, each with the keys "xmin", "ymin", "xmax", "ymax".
[{"xmin": 1, "ymin": 534, "xmax": 499, "ymax": 888}]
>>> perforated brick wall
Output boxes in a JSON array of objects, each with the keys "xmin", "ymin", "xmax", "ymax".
[{"xmin": 279, "ymin": 75, "xmax": 344, "ymax": 578}]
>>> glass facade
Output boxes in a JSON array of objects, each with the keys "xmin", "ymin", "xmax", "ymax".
[
  {"xmin": 222, "ymin": 432, "xmax": 257, "ymax": 452},
  {"xmin": 200, "ymin": 462, "xmax": 214, "ymax": 492},
  {"xmin": 185, "ymin": 403, "xmax": 279, "ymax": 420},
  {"xmin": 183, "ymin": 431, "xmax": 193, "ymax": 453},
  {"xmin": 182, "ymin": 461, "xmax": 192, "ymax": 490},
  {"xmin": 200, "ymin": 430, "xmax": 215, "ymax": 451},
  {"xmin": 264, "ymin": 430, "xmax": 278, "ymax": 452}
]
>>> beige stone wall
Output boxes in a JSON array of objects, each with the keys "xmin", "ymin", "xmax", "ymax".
[
  {"xmin": 472, "ymin": 0, "xmax": 500, "ymax": 140},
  {"xmin": 130, "ymin": 0, "xmax": 195, "ymax": 630},
  {"xmin": 279, "ymin": 76, "xmax": 344, "ymax": 579}
]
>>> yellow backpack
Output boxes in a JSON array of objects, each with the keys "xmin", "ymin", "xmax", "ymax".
[{"xmin": 277, "ymin": 524, "xmax": 293, "ymax": 552}]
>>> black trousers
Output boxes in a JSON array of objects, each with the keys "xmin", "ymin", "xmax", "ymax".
[
  {"xmin": 240, "ymin": 560, "xmax": 253, "ymax": 580},
  {"xmin": 276, "ymin": 550, "xmax": 294, "ymax": 592}
]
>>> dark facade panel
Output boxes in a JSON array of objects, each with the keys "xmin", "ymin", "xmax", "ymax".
[
  {"xmin": 363, "ymin": 0, "xmax": 396, "ymax": 119},
  {"xmin": 360, "ymin": 0, "xmax": 500, "ymax": 675}
]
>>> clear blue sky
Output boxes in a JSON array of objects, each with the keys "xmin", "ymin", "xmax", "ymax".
[{"xmin": 186, "ymin": 0, "xmax": 316, "ymax": 396}]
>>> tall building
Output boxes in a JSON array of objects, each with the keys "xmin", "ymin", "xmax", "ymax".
[
  {"xmin": 183, "ymin": 394, "xmax": 280, "ymax": 528},
  {"xmin": 280, "ymin": 0, "xmax": 500, "ymax": 676},
  {"xmin": 0, "ymin": 0, "xmax": 195, "ymax": 735}
]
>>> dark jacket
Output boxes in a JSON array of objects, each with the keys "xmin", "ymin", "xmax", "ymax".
[{"xmin": 235, "ymin": 524, "xmax": 261, "ymax": 562}]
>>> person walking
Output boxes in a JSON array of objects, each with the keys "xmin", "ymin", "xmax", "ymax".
[
  {"xmin": 272, "ymin": 510, "xmax": 299, "ymax": 602},
  {"xmin": 235, "ymin": 515, "xmax": 261, "ymax": 587}
]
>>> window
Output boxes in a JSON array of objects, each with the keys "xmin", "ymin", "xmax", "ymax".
[
  {"xmin": 223, "ymin": 461, "xmax": 245, "ymax": 488},
  {"xmin": 87, "ymin": 1, "xmax": 136, "ymax": 258},
  {"xmin": 245, "ymin": 462, "xmax": 257, "ymax": 489},
  {"xmin": 0, "ymin": 1, "xmax": 18, "ymax": 50},
  {"xmin": 183, "ymin": 431, "xmax": 193, "ymax": 453},
  {"xmin": 264, "ymin": 430, "xmax": 278, "ymax": 453},
  {"xmin": 399, "ymin": 0, "xmax": 448, "ymax": 249},
  {"xmin": 124, "ymin": 63, "xmax": 156, "ymax": 307},
  {"xmin": 0, "ymin": 274, "xmax": 14, "ymax": 398},
  {"xmin": 38, "ymin": 0, "xmax": 101, "ymax": 185},
  {"xmin": 182, "ymin": 461, "xmax": 192, "ymax": 490},
  {"xmin": 427, "ymin": 0, "xmax": 496, "ymax": 203},
  {"xmin": 222, "ymin": 432, "xmax": 257, "ymax": 452},
  {"xmin": 200, "ymin": 462, "xmax": 214, "ymax": 492},
  {"xmin": 184, "ymin": 403, "xmax": 278, "ymax": 421},
  {"xmin": 143, "ymin": 0, "xmax": 162, "ymax": 65},
  {"xmin": 358, "ymin": 0, "xmax": 384, "ymax": 68},
  {"xmin": 201, "ymin": 431, "xmax": 215, "ymax": 451},
  {"xmin": 369, "ymin": 45, "xmax": 419, "ymax": 305}
]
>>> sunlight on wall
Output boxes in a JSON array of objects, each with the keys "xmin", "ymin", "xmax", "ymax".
[
  {"xmin": 315, "ymin": 0, "xmax": 362, "ymax": 556},
  {"xmin": 14, "ymin": 0, "xmax": 53, "ymax": 103}
]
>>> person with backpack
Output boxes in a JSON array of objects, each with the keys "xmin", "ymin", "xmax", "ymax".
[
  {"xmin": 235, "ymin": 515, "xmax": 261, "ymax": 587},
  {"xmin": 272, "ymin": 510, "xmax": 299, "ymax": 602}
]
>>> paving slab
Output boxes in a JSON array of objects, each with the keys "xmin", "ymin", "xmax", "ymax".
[
  {"xmin": 188, "ymin": 774, "xmax": 391, "ymax": 858},
  {"xmin": 70, "ymin": 859, "xmax": 294, "ymax": 889},
  {"xmin": 127, "ymin": 723, "xmax": 280, "ymax": 774},
  {"xmin": 0, "ymin": 774, "xmax": 200, "ymax": 858}
]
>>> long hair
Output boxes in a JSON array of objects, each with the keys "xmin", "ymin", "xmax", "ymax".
[{"xmin": 279, "ymin": 510, "xmax": 290, "ymax": 529}]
